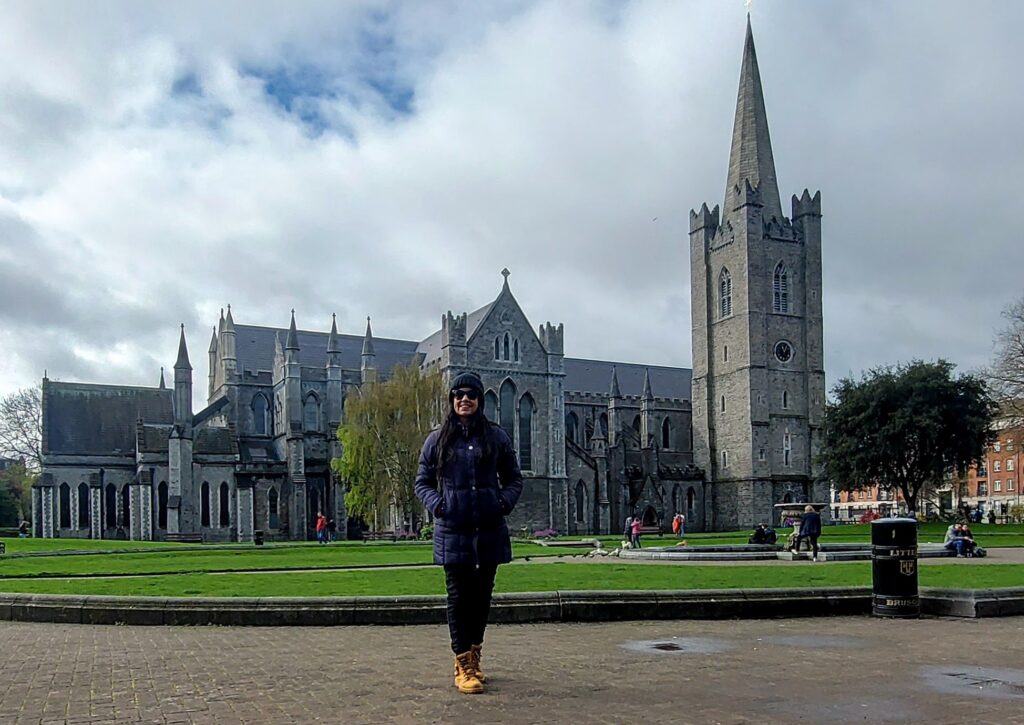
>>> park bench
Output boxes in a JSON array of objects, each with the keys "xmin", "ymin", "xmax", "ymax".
[
  {"xmin": 638, "ymin": 525, "xmax": 662, "ymax": 537},
  {"xmin": 363, "ymin": 531, "xmax": 398, "ymax": 542},
  {"xmin": 165, "ymin": 532, "xmax": 203, "ymax": 543}
]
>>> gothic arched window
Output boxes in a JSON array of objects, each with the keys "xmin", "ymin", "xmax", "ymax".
[
  {"xmin": 121, "ymin": 485, "xmax": 129, "ymax": 527},
  {"xmin": 303, "ymin": 393, "xmax": 319, "ymax": 431},
  {"xmin": 77, "ymin": 482, "xmax": 90, "ymax": 529},
  {"xmin": 157, "ymin": 482, "xmax": 168, "ymax": 529},
  {"xmin": 599, "ymin": 413, "xmax": 608, "ymax": 439},
  {"xmin": 268, "ymin": 487, "xmax": 279, "ymax": 529},
  {"xmin": 219, "ymin": 482, "xmax": 230, "ymax": 527},
  {"xmin": 662, "ymin": 417, "xmax": 672, "ymax": 449},
  {"xmin": 201, "ymin": 482, "xmax": 211, "ymax": 527},
  {"xmin": 484, "ymin": 390, "xmax": 499, "ymax": 423},
  {"xmin": 59, "ymin": 483, "xmax": 71, "ymax": 528},
  {"xmin": 519, "ymin": 394, "xmax": 534, "ymax": 469},
  {"xmin": 494, "ymin": 336, "xmax": 501, "ymax": 360},
  {"xmin": 565, "ymin": 411, "xmax": 579, "ymax": 445},
  {"xmin": 503, "ymin": 333, "xmax": 510, "ymax": 361},
  {"xmin": 499, "ymin": 379, "xmax": 516, "ymax": 438},
  {"xmin": 719, "ymin": 268, "xmax": 732, "ymax": 318},
  {"xmin": 513, "ymin": 338, "xmax": 520, "ymax": 362},
  {"xmin": 574, "ymin": 481, "xmax": 586, "ymax": 524},
  {"xmin": 773, "ymin": 262, "xmax": 789, "ymax": 313},
  {"xmin": 105, "ymin": 483, "xmax": 117, "ymax": 528},
  {"xmin": 252, "ymin": 394, "xmax": 269, "ymax": 436}
]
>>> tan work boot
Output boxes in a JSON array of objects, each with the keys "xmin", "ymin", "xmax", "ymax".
[
  {"xmin": 454, "ymin": 651, "xmax": 484, "ymax": 694},
  {"xmin": 470, "ymin": 644, "xmax": 486, "ymax": 683}
]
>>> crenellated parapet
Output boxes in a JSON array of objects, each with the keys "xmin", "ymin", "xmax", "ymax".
[
  {"xmin": 538, "ymin": 322, "xmax": 564, "ymax": 355},
  {"xmin": 689, "ymin": 202, "xmax": 720, "ymax": 234},
  {"xmin": 791, "ymin": 188, "xmax": 822, "ymax": 219},
  {"xmin": 440, "ymin": 311, "xmax": 467, "ymax": 347}
]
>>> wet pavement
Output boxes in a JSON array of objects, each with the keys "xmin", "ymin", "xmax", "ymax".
[{"xmin": 0, "ymin": 615, "xmax": 1022, "ymax": 723}]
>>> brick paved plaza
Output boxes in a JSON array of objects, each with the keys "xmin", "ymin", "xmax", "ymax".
[{"xmin": 0, "ymin": 615, "xmax": 1022, "ymax": 724}]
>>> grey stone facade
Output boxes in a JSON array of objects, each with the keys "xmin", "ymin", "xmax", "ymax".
[{"xmin": 33, "ymin": 18, "xmax": 824, "ymax": 539}]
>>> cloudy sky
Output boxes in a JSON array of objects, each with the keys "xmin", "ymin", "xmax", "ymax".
[{"xmin": 1, "ymin": 0, "xmax": 1020, "ymax": 407}]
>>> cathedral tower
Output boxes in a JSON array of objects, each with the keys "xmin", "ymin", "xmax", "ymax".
[{"xmin": 690, "ymin": 18, "xmax": 826, "ymax": 530}]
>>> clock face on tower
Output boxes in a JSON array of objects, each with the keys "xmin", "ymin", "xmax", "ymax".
[{"xmin": 774, "ymin": 340, "xmax": 793, "ymax": 363}]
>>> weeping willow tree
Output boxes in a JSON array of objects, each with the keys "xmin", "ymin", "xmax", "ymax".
[{"xmin": 333, "ymin": 365, "xmax": 445, "ymax": 531}]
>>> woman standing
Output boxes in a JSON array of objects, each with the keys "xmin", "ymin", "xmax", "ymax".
[{"xmin": 414, "ymin": 372, "xmax": 523, "ymax": 694}]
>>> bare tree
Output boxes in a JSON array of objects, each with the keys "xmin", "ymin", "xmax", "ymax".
[
  {"xmin": 0, "ymin": 386, "xmax": 42, "ymax": 472},
  {"xmin": 987, "ymin": 298, "xmax": 1024, "ymax": 423}
]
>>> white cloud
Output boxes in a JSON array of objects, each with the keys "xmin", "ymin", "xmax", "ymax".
[{"xmin": 0, "ymin": 0, "xmax": 1020, "ymax": 407}]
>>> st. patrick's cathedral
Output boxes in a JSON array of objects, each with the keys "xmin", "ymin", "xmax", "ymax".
[{"xmin": 33, "ymin": 19, "xmax": 829, "ymax": 541}]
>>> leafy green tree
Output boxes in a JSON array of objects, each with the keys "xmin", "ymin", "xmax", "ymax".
[
  {"xmin": 0, "ymin": 461, "xmax": 35, "ymax": 522},
  {"xmin": 822, "ymin": 360, "xmax": 996, "ymax": 516},
  {"xmin": 333, "ymin": 365, "xmax": 445, "ymax": 531}
]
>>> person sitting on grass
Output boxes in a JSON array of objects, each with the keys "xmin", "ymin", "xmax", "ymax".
[
  {"xmin": 944, "ymin": 523, "xmax": 977, "ymax": 557},
  {"xmin": 748, "ymin": 524, "xmax": 767, "ymax": 544}
]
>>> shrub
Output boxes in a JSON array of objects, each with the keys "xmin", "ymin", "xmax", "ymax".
[{"xmin": 419, "ymin": 524, "xmax": 434, "ymax": 541}]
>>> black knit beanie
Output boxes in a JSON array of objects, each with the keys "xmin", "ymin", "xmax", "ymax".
[{"xmin": 449, "ymin": 371, "xmax": 484, "ymax": 399}]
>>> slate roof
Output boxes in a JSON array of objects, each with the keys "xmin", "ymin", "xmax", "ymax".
[
  {"xmin": 44, "ymin": 382, "xmax": 173, "ymax": 455},
  {"xmin": 563, "ymin": 358, "xmax": 692, "ymax": 400},
  {"xmin": 138, "ymin": 424, "xmax": 172, "ymax": 453},
  {"xmin": 234, "ymin": 324, "xmax": 420, "ymax": 376},
  {"xmin": 195, "ymin": 427, "xmax": 236, "ymax": 455}
]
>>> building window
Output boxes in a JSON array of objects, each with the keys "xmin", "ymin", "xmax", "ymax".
[
  {"xmin": 1008, "ymin": 479, "xmax": 1016, "ymax": 491},
  {"xmin": 268, "ymin": 487, "xmax": 279, "ymax": 529},
  {"xmin": 978, "ymin": 482, "xmax": 988, "ymax": 496},
  {"xmin": 105, "ymin": 483, "xmax": 117, "ymax": 528},
  {"xmin": 77, "ymin": 482, "xmax": 90, "ymax": 529},
  {"xmin": 719, "ymin": 268, "xmax": 732, "ymax": 318},
  {"xmin": 519, "ymin": 394, "xmax": 534, "ymax": 470},
  {"xmin": 574, "ymin": 481, "xmax": 586, "ymax": 524},
  {"xmin": 59, "ymin": 483, "xmax": 71, "ymax": 528},
  {"xmin": 484, "ymin": 390, "xmax": 499, "ymax": 423},
  {"xmin": 782, "ymin": 390, "xmax": 789, "ymax": 409},
  {"xmin": 252, "ymin": 394, "xmax": 269, "ymax": 435},
  {"xmin": 995, "ymin": 480, "xmax": 1002, "ymax": 492},
  {"xmin": 514, "ymin": 339, "xmax": 520, "ymax": 362},
  {"xmin": 565, "ymin": 411, "xmax": 579, "ymax": 445},
  {"xmin": 723, "ymin": 345, "xmax": 728, "ymax": 362},
  {"xmin": 201, "ymin": 482, "xmax": 211, "ymax": 527},
  {"xmin": 773, "ymin": 262, "xmax": 789, "ymax": 313},
  {"xmin": 1007, "ymin": 459, "xmax": 1015, "ymax": 471},
  {"xmin": 1007, "ymin": 439, "xmax": 1014, "ymax": 451},
  {"xmin": 662, "ymin": 418, "xmax": 672, "ymax": 449},
  {"xmin": 721, "ymin": 450, "xmax": 728, "ymax": 468},
  {"xmin": 758, "ymin": 448, "xmax": 766, "ymax": 462},
  {"xmin": 303, "ymin": 393, "xmax": 319, "ymax": 431},
  {"xmin": 994, "ymin": 461, "xmax": 1001, "ymax": 472},
  {"xmin": 503, "ymin": 333, "xmax": 510, "ymax": 361},
  {"xmin": 494, "ymin": 336, "xmax": 501, "ymax": 360},
  {"xmin": 721, "ymin": 395, "xmax": 726, "ymax": 413},
  {"xmin": 499, "ymin": 379, "xmax": 516, "ymax": 439},
  {"xmin": 157, "ymin": 482, "xmax": 168, "ymax": 529},
  {"xmin": 121, "ymin": 485, "xmax": 129, "ymax": 527},
  {"xmin": 783, "ymin": 432, "xmax": 792, "ymax": 467},
  {"xmin": 219, "ymin": 482, "xmax": 230, "ymax": 527},
  {"xmin": 994, "ymin": 442, "xmax": 1001, "ymax": 452},
  {"xmin": 599, "ymin": 413, "xmax": 608, "ymax": 439}
]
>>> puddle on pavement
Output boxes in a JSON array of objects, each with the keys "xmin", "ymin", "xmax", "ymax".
[
  {"xmin": 764, "ymin": 634, "xmax": 868, "ymax": 649},
  {"xmin": 920, "ymin": 665, "xmax": 1024, "ymax": 700},
  {"xmin": 775, "ymin": 697, "xmax": 918, "ymax": 723},
  {"xmin": 621, "ymin": 637, "xmax": 735, "ymax": 655}
]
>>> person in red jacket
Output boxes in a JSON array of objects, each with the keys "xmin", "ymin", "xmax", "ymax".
[{"xmin": 315, "ymin": 512, "xmax": 327, "ymax": 544}]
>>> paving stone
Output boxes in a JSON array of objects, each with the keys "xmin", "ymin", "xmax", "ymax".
[{"xmin": 0, "ymin": 616, "xmax": 1022, "ymax": 723}]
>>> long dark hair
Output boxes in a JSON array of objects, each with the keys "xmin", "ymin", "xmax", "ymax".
[{"xmin": 435, "ymin": 405, "xmax": 496, "ymax": 467}]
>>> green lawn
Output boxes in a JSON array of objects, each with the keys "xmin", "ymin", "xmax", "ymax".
[
  {"xmin": 0, "ymin": 541, "xmax": 559, "ymax": 578},
  {"xmin": 1, "ymin": 561, "xmax": 1022, "ymax": 598}
]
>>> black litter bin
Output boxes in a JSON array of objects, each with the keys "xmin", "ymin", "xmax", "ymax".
[
  {"xmin": 871, "ymin": 517, "xmax": 919, "ymax": 618},
  {"xmin": 254, "ymin": 530, "xmax": 265, "ymax": 546}
]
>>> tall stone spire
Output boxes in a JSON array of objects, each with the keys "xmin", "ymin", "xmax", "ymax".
[
  {"xmin": 159, "ymin": 367, "xmax": 166, "ymax": 389},
  {"xmin": 285, "ymin": 310, "xmax": 300, "ymax": 351},
  {"xmin": 361, "ymin": 316, "xmax": 375, "ymax": 356},
  {"xmin": 174, "ymin": 324, "xmax": 191, "ymax": 370},
  {"xmin": 642, "ymin": 368, "xmax": 653, "ymax": 401},
  {"xmin": 327, "ymin": 313, "xmax": 341, "ymax": 354},
  {"xmin": 723, "ymin": 16, "xmax": 782, "ymax": 222},
  {"xmin": 609, "ymin": 366, "xmax": 621, "ymax": 398}
]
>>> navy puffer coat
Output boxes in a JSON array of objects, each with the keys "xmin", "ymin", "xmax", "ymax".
[{"xmin": 414, "ymin": 422, "xmax": 524, "ymax": 566}]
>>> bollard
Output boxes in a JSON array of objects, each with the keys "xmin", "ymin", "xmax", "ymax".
[
  {"xmin": 871, "ymin": 517, "xmax": 919, "ymax": 618},
  {"xmin": 254, "ymin": 529, "xmax": 265, "ymax": 546}
]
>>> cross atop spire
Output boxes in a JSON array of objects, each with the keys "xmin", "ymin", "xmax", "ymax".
[
  {"xmin": 174, "ymin": 324, "xmax": 192, "ymax": 370},
  {"xmin": 723, "ymin": 16, "xmax": 782, "ymax": 222},
  {"xmin": 501, "ymin": 267, "xmax": 511, "ymax": 289},
  {"xmin": 159, "ymin": 367, "xmax": 166, "ymax": 389}
]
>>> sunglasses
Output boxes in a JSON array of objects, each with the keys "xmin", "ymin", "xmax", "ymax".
[{"xmin": 451, "ymin": 389, "xmax": 480, "ymax": 401}]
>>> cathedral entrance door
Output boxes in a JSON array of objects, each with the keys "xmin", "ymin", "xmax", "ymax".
[{"xmin": 641, "ymin": 506, "xmax": 659, "ymax": 527}]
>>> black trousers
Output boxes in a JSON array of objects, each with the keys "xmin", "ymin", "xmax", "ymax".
[
  {"xmin": 794, "ymin": 534, "xmax": 819, "ymax": 556},
  {"xmin": 444, "ymin": 564, "xmax": 498, "ymax": 655}
]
